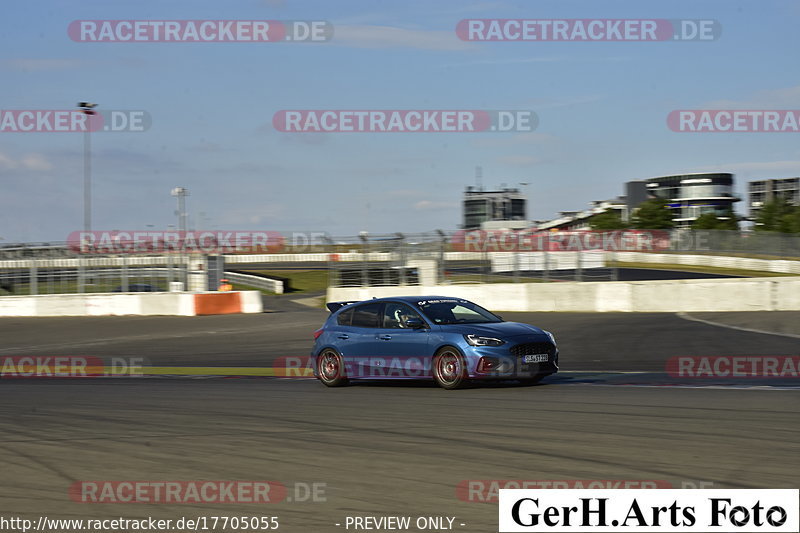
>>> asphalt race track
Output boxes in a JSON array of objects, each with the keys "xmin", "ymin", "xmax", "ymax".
[
  {"xmin": 1, "ymin": 301, "xmax": 798, "ymax": 532},
  {"xmin": 1, "ymin": 301, "xmax": 797, "ymax": 369}
]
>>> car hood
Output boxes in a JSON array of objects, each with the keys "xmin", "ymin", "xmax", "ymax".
[{"xmin": 438, "ymin": 321, "xmax": 548, "ymax": 339}]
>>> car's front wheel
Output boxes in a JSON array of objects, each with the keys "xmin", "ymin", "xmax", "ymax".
[
  {"xmin": 432, "ymin": 347, "xmax": 468, "ymax": 390},
  {"xmin": 317, "ymin": 349, "xmax": 348, "ymax": 387}
]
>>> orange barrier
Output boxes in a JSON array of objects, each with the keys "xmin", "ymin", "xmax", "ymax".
[{"xmin": 193, "ymin": 292, "xmax": 242, "ymax": 315}]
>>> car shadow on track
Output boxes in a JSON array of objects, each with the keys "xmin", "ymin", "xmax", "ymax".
[{"xmin": 346, "ymin": 379, "xmax": 550, "ymax": 389}]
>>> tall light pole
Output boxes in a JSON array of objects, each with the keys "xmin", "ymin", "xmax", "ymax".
[
  {"xmin": 78, "ymin": 102, "xmax": 97, "ymax": 233},
  {"xmin": 171, "ymin": 187, "xmax": 190, "ymax": 235},
  {"xmin": 519, "ymin": 181, "xmax": 531, "ymax": 223},
  {"xmin": 171, "ymin": 187, "xmax": 190, "ymax": 288}
]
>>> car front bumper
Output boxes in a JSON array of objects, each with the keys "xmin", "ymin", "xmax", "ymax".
[{"xmin": 466, "ymin": 341, "xmax": 559, "ymax": 379}]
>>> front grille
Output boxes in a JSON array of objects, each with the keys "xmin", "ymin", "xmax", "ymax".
[{"xmin": 510, "ymin": 342, "xmax": 555, "ymax": 357}]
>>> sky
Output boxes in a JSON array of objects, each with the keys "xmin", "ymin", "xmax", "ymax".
[{"xmin": 2, "ymin": 0, "xmax": 800, "ymax": 242}]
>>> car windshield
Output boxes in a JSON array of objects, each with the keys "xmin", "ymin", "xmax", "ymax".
[{"xmin": 414, "ymin": 299, "xmax": 502, "ymax": 325}]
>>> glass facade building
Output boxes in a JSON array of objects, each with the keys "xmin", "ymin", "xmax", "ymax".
[
  {"xmin": 645, "ymin": 173, "xmax": 739, "ymax": 226},
  {"xmin": 748, "ymin": 177, "xmax": 800, "ymax": 218}
]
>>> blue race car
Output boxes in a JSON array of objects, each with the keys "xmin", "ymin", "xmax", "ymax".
[{"xmin": 312, "ymin": 296, "xmax": 558, "ymax": 389}]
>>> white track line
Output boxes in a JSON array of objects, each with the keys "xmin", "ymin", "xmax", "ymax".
[
  {"xmin": 560, "ymin": 382, "xmax": 799, "ymax": 391},
  {"xmin": 677, "ymin": 312, "xmax": 800, "ymax": 340},
  {"xmin": 559, "ymin": 370, "xmax": 650, "ymax": 374}
]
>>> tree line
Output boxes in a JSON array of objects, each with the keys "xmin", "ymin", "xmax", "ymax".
[{"xmin": 587, "ymin": 198, "xmax": 800, "ymax": 232}]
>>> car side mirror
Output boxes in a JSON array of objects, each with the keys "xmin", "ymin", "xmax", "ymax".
[{"xmin": 403, "ymin": 317, "xmax": 426, "ymax": 329}]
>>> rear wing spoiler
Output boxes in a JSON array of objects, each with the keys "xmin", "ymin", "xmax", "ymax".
[{"xmin": 326, "ymin": 301, "xmax": 361, "ymax": 313}]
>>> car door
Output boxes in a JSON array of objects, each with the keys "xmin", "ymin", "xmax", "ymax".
[
  {"xmin": 347, "ymin": 302, "xmax": 385, "ymax": 377},
  {"xmin": 376, "ymin": 302, "xmax": 431, "ymax": 378},
  {"xmin": 329, "ymin": 306, "xmax": 356, "ymax": 352}
]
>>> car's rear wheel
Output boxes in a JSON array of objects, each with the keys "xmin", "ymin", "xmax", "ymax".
[
  {"xmin": 317, "ymin": 349, "xmax": 348, "ymax": 387},
  {"xmin": 432, "ymin": 347, "xmax": 468, "ymax": 390}
]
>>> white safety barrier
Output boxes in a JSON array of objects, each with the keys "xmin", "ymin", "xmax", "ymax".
[
  {"xmin": 610, "ymin": 251, "xmax": 800, "ymax": 274},
  {"xmin": 0, "ymin": 291, "xmax": 263, "ymax": 317},
  {"xmin": 223, "ymin": 271, "xmax": 284, "ymax": 294},
  {"xmin": 327, "ymin": 277, "xmax": 800, "ymax": 312},
  {"xmin": 491, "ymin": 251, "xmax": 605, "ymax": 272}
]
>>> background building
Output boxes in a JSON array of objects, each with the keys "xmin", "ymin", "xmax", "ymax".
[
  {"xmin": 536, "ymin": 197, "xmax": 627, "ymax": 231},
  {"xmin": 535, "ymin": 181, "xmax": 647, "ymax": 231},
  {"xmin": 625, "ymin": 181, "xmax": 649, "ymax": 215},
  {"xmin": 748, "ymin": 177, "xmax": 800, "ymax": 218},
  {"xmin": 462, "ymin": 186, "xmax": 526, "ymax": 229},
  {"xmin": 645, "ymin": 172, "xmax": 739, "ymax": 226},
  {"xmin": 534, "ymin": 173, "xmax": 740, "ymax": 230}
]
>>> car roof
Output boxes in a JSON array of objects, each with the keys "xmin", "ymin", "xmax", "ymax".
[{"xmin": 347, "ymin": 296, "xmax": 465, "ymax": 305}]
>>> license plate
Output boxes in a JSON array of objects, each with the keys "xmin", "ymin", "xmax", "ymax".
[{"xmin": 523, "ymin": 354, "xmax": 548, "ymax": 363}]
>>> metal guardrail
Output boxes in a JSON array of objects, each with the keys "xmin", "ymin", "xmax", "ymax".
[
  {"xmin": 223, "ymin": 271, "xmax": 284, "ymax": 294},
  {"xmin": 0, "ymin": 263, "xmax": 186, "ymax": 296}
]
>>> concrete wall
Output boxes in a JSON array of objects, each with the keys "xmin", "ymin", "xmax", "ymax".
[
  {"xmin": 0, "ymin": 291, "xmax": 263, "ymax": 317},
  {"xmin": 610, "ymin": 252, "xmax": 800, "ymax": 274},
  {"xmin": 239, "ymin": 291, "xmax": 264, "ymax": 313},
  {"xmin": 327, "ymin": 277, "xmax": 800, "ymax": 313}
]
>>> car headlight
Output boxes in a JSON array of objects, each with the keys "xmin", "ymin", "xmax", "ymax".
[
  {"xmin": 543, "ymin": 330, "xmax": 556, "ymax": 345},
  {"xmin": 465, "ymin": 334, "xmax": 505, "ymax": 347}
]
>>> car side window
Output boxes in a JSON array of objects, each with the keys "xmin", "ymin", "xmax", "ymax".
[
  {"xmin": 336, "ymin": 308, "xmax": 354, "ymax": 326},
  {"xmin": 383, "ymin": 302, "xmax": 424, "ymax": 329},
  {"xmin": 351, "ymin": 302, "xmax": 383, "ymax": 328}
]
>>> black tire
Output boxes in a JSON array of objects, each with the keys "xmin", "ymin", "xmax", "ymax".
[
  {"xmin": 432, "ymin": 347, "xmax": 468, "ymax": 390},
  {"xmin": 317, "ymin": 349, "xmax": 349, "ymax": 387}
]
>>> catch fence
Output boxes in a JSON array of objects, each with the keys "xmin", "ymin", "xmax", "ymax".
[{"xmin": 1, "ymin": 229, "xmax": 798, "ymax": 294}]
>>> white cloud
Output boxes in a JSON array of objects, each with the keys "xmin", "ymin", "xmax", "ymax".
[
  {"xmin": 705, "ymin": 85, "xmax": 800, "ymax": 108},
  {"xmin": 330, "ymin": 25, "xmax": 474, "ymax": 51},
  {"xmin": 0, "ymin": 153, "xmax": 16, "ymax": 170},
  {"xmin": 449, "ymin": 55, "xmax": 628, "ymax": 68},
  {"xmin": 471, "ymin": 131, "xmax": 558, "ymax": 148},
  {"xmin": 414, "ymin": 200, "xmax": 456, "ymax": 211},
  {"xmin": 687, "ymin": 160, "xmax": 800, "ymax": 176},
  {"xmin": 448, "ymin": 56, "xmax": 563, "ymax": 67},
  {"xmin": 19, "ymin": 153, "xmax": 53, "ymax": 171},
  {"xmin": 496, "ymin": 154, "xmax": 542, "ymax": 167},
  {"xmin": 187, "ymin": 141, "xmax": 225, "ymax": 153},
  {"xmin": 2, "ymin": 58, "xmax": 86, "ymax": 71},
  {"xmin": 521, "ymin": 94, "xmax": 604, "ymax": 110},
  {"xmin": 386, "ymin": 189, "xmax": 424, "ymax": 199},
  {"xmin": 0, "ymin": 152, "xmax": 53, "ymax": 171}
]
